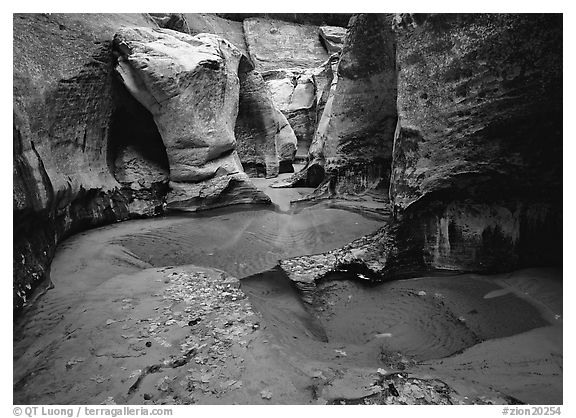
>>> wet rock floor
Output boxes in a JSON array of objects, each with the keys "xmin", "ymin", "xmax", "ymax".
[
  {"xmin": 13, "ymin": 179, "xmax": 562, "ymax": 405},
  {"xmin": 242, "ymin": 267, "xmax": 562, "ymax": 405}
]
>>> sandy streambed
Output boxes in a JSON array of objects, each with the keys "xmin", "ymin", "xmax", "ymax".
[
  {"xmin": 13, "ymin": 181, "xmax": 562, "ymax": 404},
  {"xmin": 13, "ymin": 202, "xmax": 384, "ymax": 404},
  {"xmin": 241, "ymin": 268, "xmax": 562, "ymax": 404}
]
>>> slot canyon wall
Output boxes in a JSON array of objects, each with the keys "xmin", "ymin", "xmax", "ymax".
[
  {"xmin": 13, "ymin": 13, "xmax": 562, "ymax": 312},
  {"xmin": 281, "ymin": 13, "xmax": 562, "ymax": 291},
  {"xmin": 389, "ymin": 13, "xmax": 562, "ymax": 275},
  {"xmin": 14, "ymin": 14, "xmax": 160, "ymax": 312},
  {"xmin": 12, "ymin": 13, "xmax": 347, "ymax": 311},
  {"xmin": 308, "ymin": 13, "xmax": 398, "ymax": 194}
]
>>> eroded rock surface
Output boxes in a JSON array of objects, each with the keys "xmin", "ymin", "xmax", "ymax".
[
  {"xmin": 264, "ymin": 65, "xmax": 333, "ymax": 159},
  {"xmin": 313, "ymin": 13, "xmax": 397, "ymax": 194},
  {"xmin": 243, "ymin": 17, "xmax": 329, "ymax": 72},
  {"xmin": 274, "ymin": 14, "xmax": 397, "ymax": 193},
  {"xmin": 13, "ymin": 13, "xmax": 161, "ymax": 311},
  {"xmin": 155, "ymin": 14, "xmax": 341, "ymax": 174},
  {"xmin": 240, "ymin": 17, "xmax": 344, "ymax": 163},
  {"xmin": 155, "ymin": 13, "xmax": 249, "ymax": 56},
  {"xmin": 389, "ymin": 13, "xmax": 562, "ymax": 272},
  {"xmin": 113, "ymin": 27, "xmax": 270, "ymax": 210},
  {"xmin": 109, "ymin": 76, "xmax": 170, "ymax": 216},
  {"xmin": 279, "ymin": 13, "xmax": 562, "ymax": 287},
  {"xmin": 235, "ymin": 70, "xmax": 298, "ymax": 177}
]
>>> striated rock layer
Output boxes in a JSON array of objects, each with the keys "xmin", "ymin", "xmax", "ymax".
[{"xmin": 13, "ymin": 13, "xmax": 162, "ymax": 312}]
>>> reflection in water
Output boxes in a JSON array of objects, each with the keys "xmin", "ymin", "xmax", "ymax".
[
  {"xmin": 115, "ymin": 205, "xmax": 383, "ymax": 279},
  {"xmin": 14, "ymin": 203, "xmax": 383, "ymax": 358}
]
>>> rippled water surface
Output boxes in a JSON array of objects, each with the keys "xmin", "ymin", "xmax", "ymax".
[
  {"xmin": 13, "ymin": 192, "xmax": 562, "ymax": 404},
  {"xmin": 241, "ymin": 268, "xmax": 560, "ymax": 372},
  {"xmin": 14, "ymin": 202, "xmax": 383, "ymax": 360},
  {"xmin": 115, "ymin": 205, "xmax": 382, "ymax": 278}
]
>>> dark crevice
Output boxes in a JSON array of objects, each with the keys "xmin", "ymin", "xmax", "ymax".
[{"xmin": 109, "ymin": 76, "xmax": 170, "ymax": 180}]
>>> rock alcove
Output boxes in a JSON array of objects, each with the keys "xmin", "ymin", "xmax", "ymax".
[{"xmin": 108, "ymin": 77, "xmax": 170, "ymax": 215}]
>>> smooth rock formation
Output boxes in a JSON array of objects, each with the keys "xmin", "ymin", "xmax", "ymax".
[
  {"xmin": 264, "ymin": 65, "xmax": 333, "ymax": 159},
  {"xmin": 279, "ymin": 14, "xmax": 396, "ymax": 192},
  {"xmin": 235, "ymin": 70, "xmax": 298, "ymax": 177},
  {"xmin": 113, "ymin": 27, "xmax": 270, "ymax": 210},
  {"xmin": 314, "ymin": 13, "xmax": 397, "ymax": 194},
  {"xmin": 155, "ymin": 14, "xmax": 338, "ymax": 172},
  {"xmin": 241, "ymin": 17, "xmax": 342, "ymax": 162},
  {"xmin": 150, "ymin": 13, "xmax": 300, "ymax": 177},
  {"xmin": 165, "ymin": 171, "xmax": 271, "ymax": 210}
]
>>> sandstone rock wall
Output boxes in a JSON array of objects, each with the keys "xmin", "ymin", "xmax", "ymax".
[
  {"xmin": 391, "ymin": 13, "xmax": 562, "ymax": 272},
  {"xmin": 162, "ymin": 14, "xmax": 348, "ymax": 171},
  {"xmin": 157, "ymin": 13, "xmax": 302, "ymax": 177},
  {"xmin": 13, "ymin": 14, "xmax": 277, "ymax": 311},
  {"xmin": 109, "ymin": 75, "xmax": 171, "ymax": 215},
  {"xmin": 295, "ymin": 13, "xmax": 562, "ymax": 276},
  {"xmin": 279, "ymin": 13, "xmax": 562, "ymax": 289},
  {"xmin": 159, "ymin": 13, "xmax": 249, "ymax": 56},
  {"xmin": 235, "ymin": 70, "xmax": 298, "ymax": 177},
  {"xmin": 264, "ymin": 66, "xmax": 333, "ymax": 160},
  {"xmin": 16, "ymin": 14, "xmax": 327, "ymax": 311},
  {"xmin": 13, "ymin": 13, "xmax": 161, "ymax": 311},
  {"xmin": 234, "ymin": 17, "xmax": 346, "ymax": 164},
  {"xmin": 319, "ymin": 26, "xmax": 347, "ymax": 54},
  {"xmin": 308, "ymin": 14, "xmax": 398, "ymax": 194},
  {"xmin": 243, "ymin": 17, "xmax": 329, "ymax": 72},
  {"xmin": 241, "ymin": 17, "xmax": 339, "ymax": 161},
  {"xmin": 113, "ymin": 27, "xmax": 271, "ymax": 211}
]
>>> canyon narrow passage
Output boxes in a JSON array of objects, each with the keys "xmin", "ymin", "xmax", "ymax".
[{"xmin": 13, "ymin": 12, "xmax": 563, "ymax": 408}]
